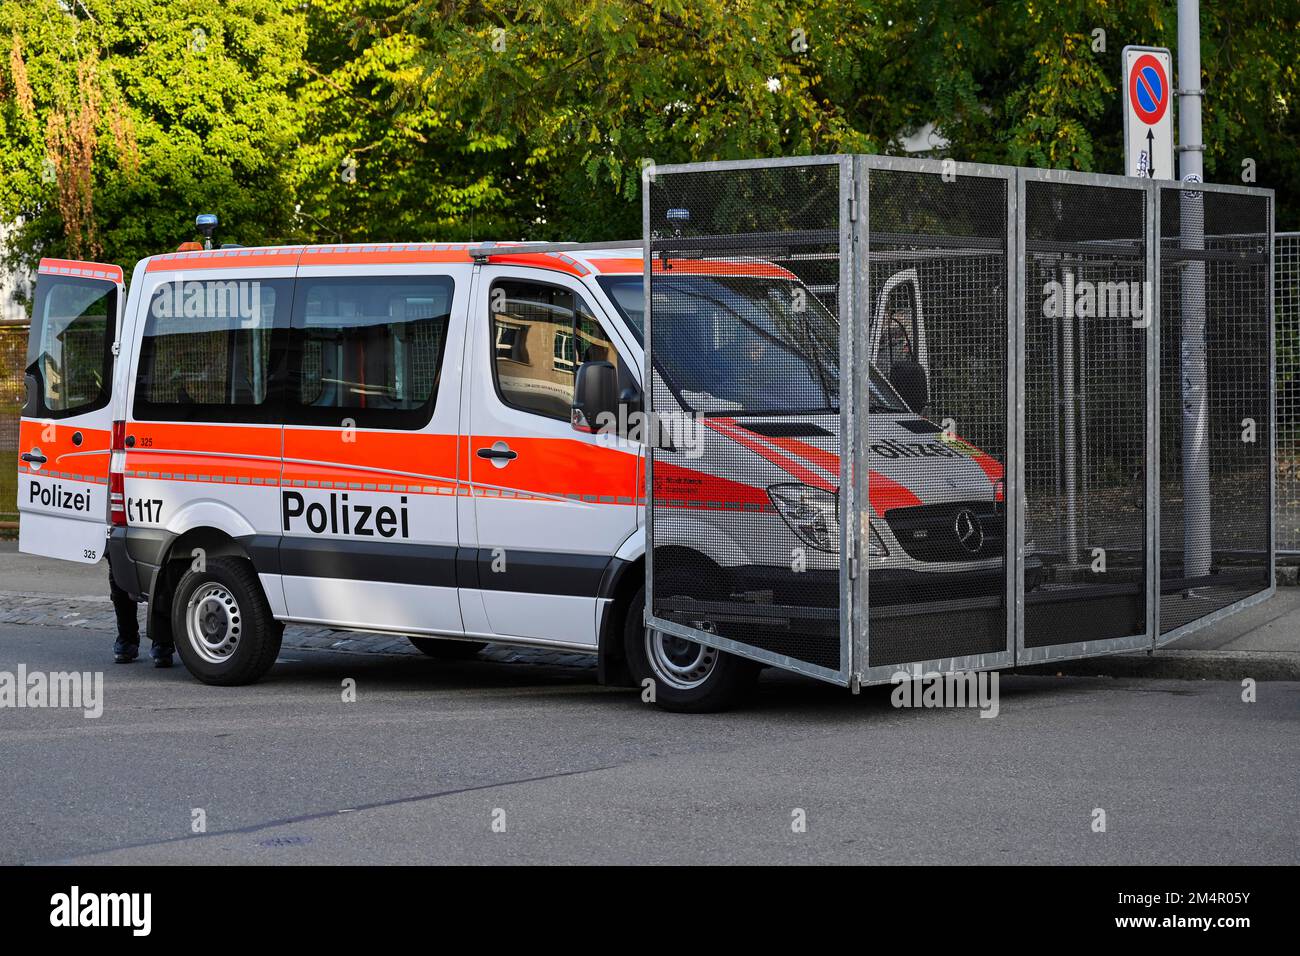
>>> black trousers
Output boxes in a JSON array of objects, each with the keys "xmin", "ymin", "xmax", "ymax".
[{"xmin": 107, "ymin": 553, "xmax": 140, "ymax": 645}]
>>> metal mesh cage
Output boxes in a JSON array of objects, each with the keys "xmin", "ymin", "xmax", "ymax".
[
  {"xmin": 860, "ymin": 165, "xmax": 1011, "ymax": 669},
  {"xmin": 1158, "ymin": 187, "xmax": 1272, "ymax": 634},
  {"xmin": 646, "ymin": 160, "xmax": 848, "ymax": 677},
  {"xmin": 642, "ymin": 156, "xmax": 1274, "ymax": 687},
  {"xmin": 1022, "ymin": 179, "xmax": 1148, "ymax": 649},
  {"xmin": 1277, "ymin": 232, "xmax": 1299, "ymax": 554}
]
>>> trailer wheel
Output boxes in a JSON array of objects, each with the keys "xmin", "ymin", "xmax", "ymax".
[
  {"xmin": 623, "ymin": 585, "xmax": 759, "ymax": 713},
  {"xmin": 172, "ymin": 557, "xmax": 282, "ymax": 686},
  {"xmin": 408, "ymin": 637, "xmax": 487, "ymax": 660}
]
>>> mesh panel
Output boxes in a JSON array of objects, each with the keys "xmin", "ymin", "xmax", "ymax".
[
  {"xmin": 862, "ymin": 168, "xmax": 1010, "ymax": 668},
  {"xmin": 648, "ymin": 163, "xmax": 844, "ymax": 672},
  {"xmin": 1023, "ymin": 181, "xmax": 1148, "ymax": 648},
  {"xmin": 1278, "ymin": 233, "xmax": 1298, "ymax": 553},
  {"xmin": 1158, "ymin": 188, "xmax": 1271, "ymax": 633}
]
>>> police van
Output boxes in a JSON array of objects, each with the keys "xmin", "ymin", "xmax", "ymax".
[{"xmin": 17, "ymin": 237, "xmax": 1003, "ymax": 711}]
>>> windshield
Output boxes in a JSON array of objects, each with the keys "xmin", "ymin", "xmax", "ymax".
[{"xmin": 596, "ymin": 273, "xmax": 909, "ymax": 416}]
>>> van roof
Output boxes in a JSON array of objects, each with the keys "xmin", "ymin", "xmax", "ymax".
[{"xmin": 140, "ymin": 242, "xmax": 798, "ymax": 281}]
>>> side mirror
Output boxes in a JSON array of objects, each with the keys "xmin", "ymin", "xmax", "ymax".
[
  {"xmin": 572, "ymin": 360, "xmax": 619, "ymax": 433},
  {"xmin": 889, "ymin": 358, "xmax": 929, "ymax": 413}
]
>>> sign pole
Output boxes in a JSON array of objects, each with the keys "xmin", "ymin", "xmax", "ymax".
[{"xmin": 1177, "ymin": 0, "xmax": 1212, "ymax": 581}]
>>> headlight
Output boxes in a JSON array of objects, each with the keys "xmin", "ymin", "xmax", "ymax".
[
  {"xmin": 767, "ymin": 483, "xmax": 839, "ymax": 552},
  {"xmin": 868, "ymin": 522, "xmax": 889, "ymax": 558}
]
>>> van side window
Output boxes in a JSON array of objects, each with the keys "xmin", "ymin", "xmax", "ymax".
[
  {"xmin": 25, "ymin": 276, "xmax": 116, "ymax": 419},
  {"xmin": 489, "ymin": 280, "xmax": 618, "ymax": 421},
  {"xmin": 133, "ymin": 278, "xmax": 290, "ymax": 422},
  {"xmin": 288, "ymin": 275, "xmax": 453, "ymax": 430},
  {"xmin": 882, "ymin": 285, "xmax": 916, "ymax": 371}
]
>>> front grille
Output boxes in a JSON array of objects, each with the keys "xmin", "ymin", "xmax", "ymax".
[{"xmin": 883, "ymin": 501, "xmax": 1004, "ymax": 562}]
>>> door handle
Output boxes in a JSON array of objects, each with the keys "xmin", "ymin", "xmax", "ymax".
[
  {"xmin": 476, "ymin": 446, "xmax": 518, "ymax": 461},
  {"xmin": 21, "ymin": 452, "xmax": 47, "ymax": 465}
]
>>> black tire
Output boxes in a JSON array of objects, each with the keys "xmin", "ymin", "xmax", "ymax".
[
  {"xmin": 622, "ymin": 585, "xmax": 759, "ymax": 713},
  {"xmin": 407, "ymin": 637, "xmax": 487, "ymax": 660},
  {"xmin": 171, "ymin": 556, "xmax": 283, "ymax": 686}
]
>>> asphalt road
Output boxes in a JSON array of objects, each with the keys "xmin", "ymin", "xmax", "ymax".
[{"xmin": 1, "ymin": 620, "xmax": 1297, "ymax": 865}]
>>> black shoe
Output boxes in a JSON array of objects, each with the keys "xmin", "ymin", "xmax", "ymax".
[
  {"xmin": 151, "ymin": 645, "xmax": 174, "ymax": 668},
  {"xmin": 113, "ymin": 641, "xmax": 139, "ymax": 664}
]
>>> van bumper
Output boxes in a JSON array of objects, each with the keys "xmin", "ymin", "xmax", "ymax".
[{"xmin": 107, "ymin": 526, "xmax": 170, "ymax": 602}]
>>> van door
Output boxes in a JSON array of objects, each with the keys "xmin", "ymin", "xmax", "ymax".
[
  {"xmin": 279, "ymin": 266, "xmax": 468, "ymax": 637},
  {"xmin": 17, "ymin": 259, "xmax": 123, "ymax": 563},
  {"xmin": 870, "ymin": 268, "xmax": 928, "ymax": 375},
  {"xmin": 461, "ymin": 268, "xmax": 640, "ymax": 647}
]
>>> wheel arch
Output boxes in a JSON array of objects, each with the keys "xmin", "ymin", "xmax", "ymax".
[
  {"xmin": 146, "ymin": 527, "xmax": 274, "ymax": 646},
  {"xmin": 596, "ymin": 545, "xmax": 730, "ymax": 687}
]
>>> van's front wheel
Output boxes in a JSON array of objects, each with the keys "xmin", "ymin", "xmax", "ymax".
[
  {"xmin": 172, "ymin": 557, "xmax": 282, "ymax": 685},
  {"xmin": 623, "ymin": 585, "xmax": 759, "ymax": 713}
]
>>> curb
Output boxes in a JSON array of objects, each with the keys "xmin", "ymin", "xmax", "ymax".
[{"xmin": 1019, "ymin": 649, "xmax": 1300, "ymax": 682}]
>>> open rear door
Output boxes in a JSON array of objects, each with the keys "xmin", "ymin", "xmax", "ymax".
[{"xmin": 17, "ymin": 258, "xmax": 124, "ymax": 564}]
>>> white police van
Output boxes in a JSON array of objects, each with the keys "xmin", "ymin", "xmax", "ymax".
[{"xmin": 17, "ymin": 235, "xmax": 1002, "ymax": 711}]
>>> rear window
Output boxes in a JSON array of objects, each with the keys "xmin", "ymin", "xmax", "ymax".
[
  {"xmin": 25, "ymin": 275, "xmax": 116, "ymax": 419},
  {"xmin": 133, "ymin": 278, "xmax": 291, "ymax": 422}
]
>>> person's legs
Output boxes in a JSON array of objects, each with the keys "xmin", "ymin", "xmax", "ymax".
[
  {"xmin": 108, "ymin": 555, "xmax": 140, "ymax": 663},
  {"xmin": 147, "ymin": 604, "xmax": 174, "ymax": 668}
]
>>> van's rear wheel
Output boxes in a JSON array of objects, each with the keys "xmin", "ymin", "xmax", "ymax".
[
  {"xmin": 623, "ymin": 585, "xmax": 759, "ymax": 713},
  {"xmin": 172, "ymin": 557, "xmax": 282, "ymax": 686},
  {"xmin": 407, "ymin": 637, "xmax": 486, "ymax": 660}
]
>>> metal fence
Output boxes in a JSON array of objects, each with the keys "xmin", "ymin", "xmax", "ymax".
[
  {"xmin": 644, "ymin": 155, "xmax": 1275, "ymax": 687},
  {"xmin": 1278, "ymin": 232, "xmax": 1299, "ymax": 553}
]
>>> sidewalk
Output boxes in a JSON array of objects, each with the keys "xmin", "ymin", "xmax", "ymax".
[{"xmin": 2, "ymin": 542, "xmax": 1297, "ymax": 678}]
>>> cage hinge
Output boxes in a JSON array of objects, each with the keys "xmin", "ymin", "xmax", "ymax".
[
  {"xmin": 111, "ymin": 341, "xmax": 120, "ymax": 357},
  {"xmin": 848, "ymin": 180, "xmax": 859, "ymax": 222}
]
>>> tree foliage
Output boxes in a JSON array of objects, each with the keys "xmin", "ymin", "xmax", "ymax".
[{"xmin": 0, "ymin": 0, "xmax": 1296, "ymax": 272}]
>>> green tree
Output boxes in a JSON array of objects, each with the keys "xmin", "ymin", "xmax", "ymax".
[{"xmin": 0, "ymin": 0, "xmax": 305, "ymax": 271}]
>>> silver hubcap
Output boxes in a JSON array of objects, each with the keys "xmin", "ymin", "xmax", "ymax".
[
  {"xmin": 646, "ymin": 627, "xmax": 719, "ymax": 690},
  {"xmin": 186, "ymin": 583, "xmax": 242, "ymax": 664}
]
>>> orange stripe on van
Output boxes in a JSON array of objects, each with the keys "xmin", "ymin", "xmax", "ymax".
[
  {"xmin": 17, "ymin": 420, "xmax": 111, "ymax": 480},
  {"xmin": 470, "ymin": 435, "xmax": 639, "ymax": 502},
  {"xmin": 485, "ymin": 252, "xmax": 589, "ymax": 276},
  {"xmin": 38, "ymin": 258, "xmax": 123, "ymax": 284},
  {"xmin": 146, "ymin": 248, "xmax": 305, "ymax": 272},
  {"xmin": 126, "ymin": 422, "xmax": 281, "ymax": 458},
  {"xmin": 283, "ymin": 429, "xmax": 460, "ymax": 493},
  {"xmin": 591, "ymin": 258, "xmax": 799, "ymax": 280},
  {"xmin": 299, "ymin": 245, "xmax": 476, "ymax": 267}
]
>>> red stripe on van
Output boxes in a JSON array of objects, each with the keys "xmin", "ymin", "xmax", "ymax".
[
  {"xmin": 703, "ymin": 419, "xmax": 837, "ymax": 493},
  {"xmin": 866, "ymin": 471, "xmax": 922, "ymax": 516},
  {"xmin": 714, "ymin": 419, "xmax": 840, "ymax": 477},
  {"xmin": 652, "ymin": 460, "xmax": 772, "ymax": 510}
]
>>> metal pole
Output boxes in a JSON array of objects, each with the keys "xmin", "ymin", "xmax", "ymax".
[
  {"xmin": 1178, "ymin": 0, "xmax": 1211, "ymax": 580},
  {"xmin": 1061, "ymin": 266, "xmax": 1082, "ymax": 571}
]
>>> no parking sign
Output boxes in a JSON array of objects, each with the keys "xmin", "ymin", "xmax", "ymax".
[{"xmin": 1122, "ymin": 46, "xmax": 1175, "ymax": 180}]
